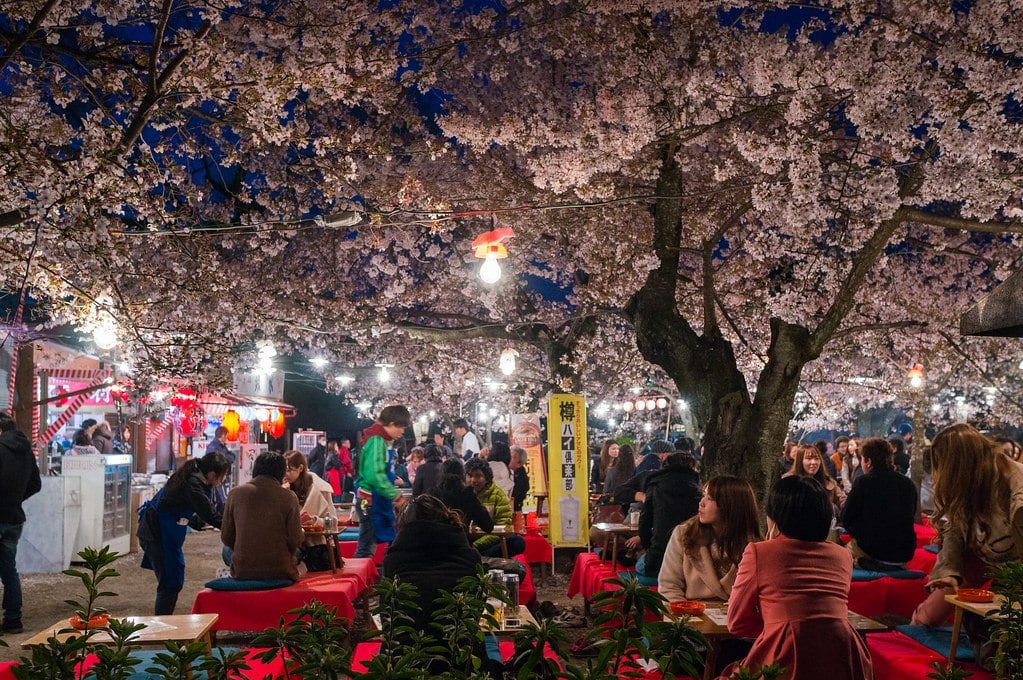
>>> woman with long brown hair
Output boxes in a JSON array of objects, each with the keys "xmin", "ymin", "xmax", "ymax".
[
  {"xmin": 589, "ymin": 439, "xmax": 620, "ymax": 493},
  {"xmin": 658, "ymin": 475, "xmax": 761, "ymax": 602},
  {"xmin": 602, "ymin": 443, "xmax": 636, "ymax": 495},
  {"xmin": 284, "ymin": 450, "xmax": 338, "ymax": 571},
  {"xmin": 912, "ymin": 424, "xmax": 1023, "ymax": 665},
  {"xmin": 784, "ymin": 444, "xmax": 846, "ymax": 511}
]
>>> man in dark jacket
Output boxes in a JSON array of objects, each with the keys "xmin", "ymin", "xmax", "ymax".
[
  {"xmin": 611, "ymin": 439, "xmax": 675, "ymax": 510},
  {"xmin": 0, "ymin": 413, "xmax": 41, "ymax": 633},
  {"xmin": 306, "ymin": 436, "xmax": 327, "ymax": 478},
  {"xmin": 625, "ymin": 451, "xmax": 701, "ymax": 578},
  {"xmin": 841, "ymin": 437, "xmax": 918, "ymax": 570}
]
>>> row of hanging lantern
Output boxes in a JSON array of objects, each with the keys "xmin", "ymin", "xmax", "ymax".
[
  {"xmin": 622, "ymin": 396, "xmax": 671, "ymax": 412},
  {"xmin": 218, "ymin": 407, "xmax": 285, "ymax": 439}
]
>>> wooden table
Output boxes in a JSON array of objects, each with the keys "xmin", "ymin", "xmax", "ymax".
[
  {"xmin": 944, "ymin": 592, "xmax": 1004, "ymax": 663},
  {"xmin": 666, "ymin": 604, "xmax": 889, "ymax": 680},
  {"xmin": 303, "ymin": 529, "xmax": 344, "ymax": 572},
  {"xmin": 22, "ymin": 613, "xmax": 219, "ymax": 652},
  {"xmin": 470, "ymin": 526, "xmax": 518, "ymax": 558},
  {"xmin": 591, "ymin": 521, "xmax": 639, "ymax": 568}
]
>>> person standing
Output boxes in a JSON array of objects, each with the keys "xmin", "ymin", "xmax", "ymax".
[
  {"xmin": 91, "ymin": 421, "xmax": 115, "ymax": 455},
  {"xmin": 354, "ymin": 405, "xmax": 411, "ymax": 558},
  {"xmin": 138, "ymin": 451, "xmax": 229, "ymax": 615},
  {"xmin": 306, "ymin": 436, "xmax": 327, "ymax": 478},
  {"xmin": 205, "ymin": 425, "xmax": 235, "ymax": 513},
  {"xmin": 509, "ymin": 445, "xmax": 530, "ymax": 512},
  {"xmin": 454, "ymin": 419, "xmax": 480, "ymax": 461},
  {"xmin": 0, "ymin": 413, "xmax": 41, "ymax": 634}
]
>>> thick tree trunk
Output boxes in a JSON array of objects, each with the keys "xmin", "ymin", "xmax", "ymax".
[
  {"xmin": 627, "ymin": 151, "xmax": 813, "ymax": 500},
  {"xmin": 13, "ymin": 342, "xmax": 35, "ymax": 437}
]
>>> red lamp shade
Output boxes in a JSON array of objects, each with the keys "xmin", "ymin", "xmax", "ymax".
[
  {"xmin": 268, "ymin": 410, "xmax": 285, "ymax": 438},
  {"xmin": 471, "ymin": 227, "xmax": 515, "ymax": 259},
  {"xmin": 222, "ymin": 409, "xmax": 240, "ymax": 442}
]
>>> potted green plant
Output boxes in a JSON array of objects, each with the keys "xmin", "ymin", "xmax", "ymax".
[{"xmin": 989, "ymin": 560, "xmax": 1023, "ymax": 679}]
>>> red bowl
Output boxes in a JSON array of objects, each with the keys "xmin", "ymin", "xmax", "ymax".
[
  {"xmin": 957, "ymin": 588, "xmax": 995, "ymax": 603},
  {"xmin": 669, "ymin": 600, "xmax": 706, "ymax": 616}
]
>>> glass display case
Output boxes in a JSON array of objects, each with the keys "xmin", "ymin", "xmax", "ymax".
[{"xmin": 103, "ymin": 456, "xmax": 131, "ymax": 542}]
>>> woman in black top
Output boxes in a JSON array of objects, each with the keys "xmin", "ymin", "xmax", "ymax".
[
  {"xmin": 411, "ymin": 444, "xmax": 446, "ymax": 497},
  {"xmin": 432, "ymin": 458, "xmax": 493, "ymax": 533},
  {"xmin": 139, "ymin": 451, "xmax": 230, "ymax": 615}
]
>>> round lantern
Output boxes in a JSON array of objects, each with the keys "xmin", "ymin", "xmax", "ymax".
[
  {"xmin": 173, "ymin": 404, "xmax": 206, "ymax": 438},
  {"xmin": 268, "ymin": 410, "xmax": 285, "ymax": 438},
  {"xmin": 221, "ymin": 409, "xmax": 240, "ymax": 442}
]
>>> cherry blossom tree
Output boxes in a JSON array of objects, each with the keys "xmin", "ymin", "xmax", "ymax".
[{"xmin": 3, "ymin": 1, "xmax": 1023, "ymax": 499}]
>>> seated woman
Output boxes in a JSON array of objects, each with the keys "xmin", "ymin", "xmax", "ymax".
[
  {"xmin": 725, "ymin": 476, "xmax": 873, "ymax": 680},
  {"xmin": 464, "ymin": 457, "xmax": 526, "ymax": 557},
  {"xmin": 435, "ymin": 458, "xmax": 494, "ymax": 531},
  {"xmin": 912, "ymin": 423, "xmax": 1023, "ymax": 668},
  {"xmin": 783, "ymin": 444, "xmax": 846, "ymax": 512},
  {"xmin": 382, "ymin": 494, "xmax": 500, "ymax": 675},
  {"xmin": 284, "ymin": 450, "xmax": 339, "ymax": 572},
  {"xmin": 487, "ymin": 441, "xmax": 515, "ymax": 500},
  {"xmin": 658, "ymin": 475, "xmax": 760, "ymax": 602}
]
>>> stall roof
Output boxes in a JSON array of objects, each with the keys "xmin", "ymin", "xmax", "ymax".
[
  {"xmin": 200, "ymin": 392, "xmax": 297, "ymax": 417},
  {"xmin": 961, "ymin": 268, "xmax": 1023, "ymax": 337}
]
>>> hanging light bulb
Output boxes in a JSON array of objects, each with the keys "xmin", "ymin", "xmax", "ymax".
[
  {"xmin": 907, "ymin": 363, "xmax": 924, "ymax": 388},
  {"xmin": 376, "ymin": 362, "xmax": 393, "ymax": 383},
  {"xmin": 479, "ymin": 251, "xmax": 502, "ymax": 283},
  {"xmin": 472, "ymin": 227, "xmax": 514, "ymax": 285},
  {"xmin": 499, "ymin": 346, "xmax": 518, "ymax": 375},
  {"xmin": 92, "ymin": 325, "xmax": 118, "ymax": 350}
]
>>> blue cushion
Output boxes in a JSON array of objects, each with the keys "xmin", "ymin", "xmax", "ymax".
[
  {"xmin": 883, "ymin": 569, "xmax": 926, "ymax": 580},
  {"xmin": 338, "ymin": 529, "xmax": 361, "ymax": 541},
  {"xmin": 924, "ymin": 544, "xmax": 940, "ymax": 554},
  {"xmin": 617, "ymin": 570, "xmax": 658, "ymax": 587},
  {"xmin": 204, "ymin": 577, "xmax": 293, "ymax": 591},
  {"xmin": 896, "ymin": 625, "xmax": 975, "ymax": 662},
  {"xmin": 851, "ymin": 568, "xmax": 886, "ymax": 581}
]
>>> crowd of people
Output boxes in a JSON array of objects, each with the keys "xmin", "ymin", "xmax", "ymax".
[{"xmin": 110, "ymin": 408, "xmax": 1023, "ymax": 678}]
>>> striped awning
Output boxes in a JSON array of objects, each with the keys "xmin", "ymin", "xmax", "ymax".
[{"xmin": 199, "ymin": 393, "xmax": 296, "ymax": 419}]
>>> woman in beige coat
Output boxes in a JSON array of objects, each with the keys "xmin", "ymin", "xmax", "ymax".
[
  {"xmin": 285, "ymin": 450, "xmax": 338, "ymax": 571},
  {"xmin": 658, "ymin": 475, "xmax": 760, "ymax": 602}
]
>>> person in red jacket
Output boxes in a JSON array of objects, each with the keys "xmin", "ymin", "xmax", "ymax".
[{"xmin": 354, "ymin": 405, "xmax": 410, "ymax": 558}]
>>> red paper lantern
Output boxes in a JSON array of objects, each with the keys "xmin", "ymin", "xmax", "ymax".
[
  {"xmin": 222, "ymin": 409, "xmax": 240, "ymax": 442},
  {"xmin": 54, "ymin": 386, "xmax": 70, "ymax": 407},
  {"xmin": 268, "ymin": 410, "xmax": 285, "ymax": 438}
]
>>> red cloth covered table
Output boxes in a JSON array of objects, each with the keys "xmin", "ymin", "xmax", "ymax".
[
  {"xmin": 848, "ymin": 577, "xmax": 888, "ymax": 616},
  {"xmin": 567, "ymin": 552, "xmax": 617, "ymax": 601},
  {"xmin": 522, "ymin": 534, "xmax": 553, "ymax": 565},
  {"xmin": 907, "ymin": 546, "xmax": 938, "ymax": 574},
  {"xmin": 337, "ymin": 557, "xmax": 379, "ymax": 591},
  {"xmin": 885, "ymin": 576, "xmax": 929, "ymax": 618},
  {"xmin": 914, "ymin": 523, "xmax": 937, "ymax": 548},
  {"xmin": 338, "ymin": 540, "xmax": 388, "ymax": 565},
  {"xmin": 867, "ymin": 631, "xmax": 993, "ymax": 680},
  {"xmin": 513, "ymin": 554, "xmax": 537, "ymax": 606},
  {"xmin": 350, "ymin": 640, "xmax": 559, "ymax": 671},
  {"xmin": 192, "ymin": 573, "xmax": 360, "ymax": 631}
]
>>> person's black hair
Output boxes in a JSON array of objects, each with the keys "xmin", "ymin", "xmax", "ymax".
[
  {"xmin": 673, "ymin": 437, "xmax": 694, "ymax": 453},
  {"xmin": 81, "ymin": 418, "xmax": 98, "ymax": 430},
  {"xmin": 0, "ymin": 412, "xmax": 16, "ymax": 433},
  {"xmin": 662, "ymin": 451, "xmax": 696, "ymax": 471},
  {"xmin": 888, "ymin": 437, "xmax": 905, "ymax": 456},
  {"xmin": 863, "ymin": 437, "xmax": 895, "ymax": 472},
  {"xmin": 398, "ymin": 494, "xmax": 463, "ymax": 529},
  {"xmin": 649, "ymin": 439, "xmax": 674, "ymax": 454},
  {"xmin": 423, "ymin": 444, "xmax": 445, "ymax": 462},
  {"xmin": 378, "ymin": 404, "xmax": 412, "ymax": 428},
  {"xmin": 766, "ymin": 475, "xmax": 832, "ymax": 542},
  {"xmin": 453, "ymin": 418, "xmax": 470, "ymax": 431},
  {"xmin": 165, "ymin": 451, "xmax": 230, "ymax": 495},
  {"xmin": 813, "ymin": 439, "xmax": 828, "ymax": 457},
  {"xmin": 436, "ymin": 458, "xmax": 467, "ymax": 498},
  {"xmin": 488, "ymin": 441, "xmax": 511, "ymax": 465},
  {"xmin": 74, "ymin": 430, "xmax": 93, "ymax": 446},
  {"xmin": 253, "ymin": 451, "xmax": 286, "ymax": 481},
  {"xmin": 464, "ymin": 456, "xmax": 493, "ymax": 485}
]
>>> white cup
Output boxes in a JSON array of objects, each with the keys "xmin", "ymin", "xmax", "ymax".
[{"xmin": 629, "ymin": 511, "xmax": 640, "ymax": 526}]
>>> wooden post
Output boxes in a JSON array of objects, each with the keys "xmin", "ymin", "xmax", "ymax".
[{"xmin": 12, "ymin": 342, "xmax": 33, "ymax": 436}]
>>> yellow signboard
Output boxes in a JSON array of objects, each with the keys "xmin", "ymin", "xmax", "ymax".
[{"xmin": 546, "ymin": 394, "xmax": 588, "ymax": 547}]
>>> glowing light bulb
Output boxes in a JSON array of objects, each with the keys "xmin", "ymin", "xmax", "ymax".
[
  {"xmin": 378, "ymin": 365, "xmax": 390, "ymax": 383},
  {"xmin": 92, "ymin": 325, "xmax": 118, "ymax": 350},
  {"xmin": 499, "ymin": 347, "xmax": 517, "ymax": 375},
  {"xmin": 479, "ymin": 253, "xmax": 502, "ymax": 283},
  {"xmin": 909, "ymin": 375, "xmax": 923, "ymax": 388}
]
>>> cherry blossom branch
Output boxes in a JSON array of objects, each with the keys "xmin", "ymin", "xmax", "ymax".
[
  {"xmin": 831, "ymin": 320, "xmax": 930, "ymax": 341},
  {"xmin": 902, "ymin": 208, "xmax": 1023, "ymax": 236},
  {"xmin": 0, "ymin": 0, "xmax": 59, "ymax": 73}
]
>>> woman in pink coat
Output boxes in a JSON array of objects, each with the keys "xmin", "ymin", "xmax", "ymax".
[{"xmin": 723, "ymin": 476, "xmax": 873, "ymax": 680}]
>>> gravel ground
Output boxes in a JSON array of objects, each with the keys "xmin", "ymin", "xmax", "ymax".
[{"xmin": 0, "ymin": 530, "xmax": 586, "ymax": 663}]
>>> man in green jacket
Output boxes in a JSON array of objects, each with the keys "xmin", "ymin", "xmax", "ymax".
[
  {"xmin": 355, "ymin": 405, "xmax": 411, "ymax": 558},
  {"xmin": 464, "ymin": 457, "xmax": 525, "ymax": 557}
]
